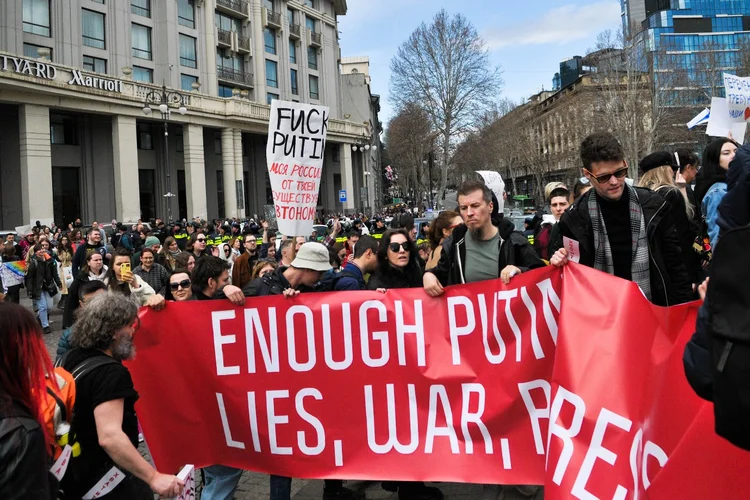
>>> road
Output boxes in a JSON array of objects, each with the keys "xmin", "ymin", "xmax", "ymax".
[{"xmin": 34, "ymin": 296, "xmax": 542, "ymax": 499}]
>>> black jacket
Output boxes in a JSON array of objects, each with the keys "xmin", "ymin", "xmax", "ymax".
[
  {"xmin": 549, "ymin": 188, "xmax": 693, "ymax": 307},
  {"xmin": 368, "ymin": 261, "xmax": 423, "ymax": 290},
  {"xmin": 25, "ymin": 256, "xmax": 62, "ymax": 301},
  {"xmin": 658, "ymin": 187, "xmax": 701, "ymax": 285},
  {"xmin": 71, "ymin": 243, "xmax": 107, "ymax": 278},
  {"xmin": 0, "ymin": 400, "xmax": 56, "ymax": 499},
  {"xmin": 242, "ymin": 267, "xmax": 292, "ymax": 297},
  {"xmin": 718, "ymin": 143, "xmax": 750, "ymax": 238},
  {"xmin": 427, "ymin": 218, "xmax": 545, "ymax": 286}
]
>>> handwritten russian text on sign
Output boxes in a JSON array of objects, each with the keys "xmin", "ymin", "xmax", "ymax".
[
  {"xmin": 723, "ymin": 73, "xmax": 750, "ymax": 123},
  {"xmin": 476, "ymin": 170, "xmax": 505, "ymax": 212},
  {"xmin": 265, "ymin": 100, "xmax": 329, "ymax": 236},
  {"xmin": 129, "ymin": 266, "xmax": 750, "ymax": 499}
]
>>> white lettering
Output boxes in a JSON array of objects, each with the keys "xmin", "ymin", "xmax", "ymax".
[
  {"xmin": 460, "ymin": 383, "xmax": 493, "ymax": 454},
  {"xmin": 247, "ymin": 392, "xmax": 261, "ymax": 452},
  {"xmin": 267, "ymin": 390, "xmax": 293, "ymax": 455},
  {"xmin": 47, "ymin": 65, "xmax": 57, "ymax": 80},
  {"xmin": 34, "ymin": 62, "xmax": 46, "ymax": 79},
  {"xmin": 295, "ymin": 388, "xmax": 325, "ymax": 456},
  {"xmin": 572, "ymin": 408, "xmax": 633, "ymax": 499},
  {"xmin": 212, "ymin": 310, "xmax": 240, "ymax": 376},
  {"xmin": 447, "ymin": 296, "xmax": 474, "ymax": 365},
  {"xmin": 424, "ymin": 385, "xmax": 459, "ymax": 454},
  {"xmin": 547, "ymin": 386, "xmax": 586, "ymax": 485},
  {"xmin": 321, "ymin": 303, "xmax": 353, "ymax": 370},
  {"xmin": 642, "ymin": 441, "xmax": 668, "ymax": 489},
  {"xmin": 498, "ymin": 290, "xmax": 523, "ymax": 361},
  {"xmin": 478, "ymin": 292, "xmax": 507, "ymax": 364},
  {"xmin": 12, "ymin": 57, "xmax": 22, "ymax": 72},
  {"xmin": 286, "ymin": 305, "xmax": 316, "ymax": 372},
  {"xmin": 359, "ymin": 300, "xmax": 389, "ymax": 368},
  {"xmin": 216, "ymin": 392, "xmax": 245, "ymax": 449},
  {"xmin": 537, "ymin": 278, "xmax": 561, "ymax": 343},
  {"xmin": 364, "ymin": 384, "xmax": 419, "ymax": 454},
  {"xmin": 518, "ymin": 379, "xmax": 551, "ymax": 455},
  {"xmin": 245, "ymin": 307, "xmax": 279, "ymax": 373},
  {"xmin": 520, "ymin": 286, "xmax": 546, "ymax": 359},
  {"xmin": 395, "ymin": 300, "xmax": 426, "ymax": 367}
]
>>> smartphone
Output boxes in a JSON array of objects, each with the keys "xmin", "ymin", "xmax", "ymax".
[{"xmin": 120, "ymin": 262, "xmax": 131, "ymax": 274}]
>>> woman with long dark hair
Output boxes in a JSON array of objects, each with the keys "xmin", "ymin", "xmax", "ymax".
[
  {"xmin": 425, "ymin": 210, "xmax": 463, "ymax": 270},
  {"xmin": 0, "ymin": 302, "xmax": 58, "ymax": 497},
  {"xmin": 157, "ymin": 236, "xmax": 180, "ymax": 272},
  {"xmin": 694, "ymin": 137, "xmax": 739, "ymax": 248}
]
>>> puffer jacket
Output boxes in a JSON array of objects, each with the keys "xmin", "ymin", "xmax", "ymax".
[
  {"xmin": 427, "ymin": 217, "xmax": 545, "ymax": 287},
  {"xmin": 0, "ymin": 399, "xmax": 56, "ymax": 499},
  {"xmin": 25, "ymin": 255, "xmax": 62, "ymax": 301},
  {"xmin": 549, "ymin": 187, "xmax": 693, "ymax": 307}
]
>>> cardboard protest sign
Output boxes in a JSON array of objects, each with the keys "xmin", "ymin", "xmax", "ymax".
[
  {"xmin": 476, "ymin": 170, "xmax": 505, "ymax": 212},
  {"xmin": 724, "ymin": 73, "xmax": 750, "ymax": 123},
  {"xmin": 265, "ymin": 100, "xmax": 329, "ymax": 237}
]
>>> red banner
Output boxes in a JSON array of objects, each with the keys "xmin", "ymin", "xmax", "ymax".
[{"xmin": 128, "ymin": 264, "xmax": 750, "ymax": 498}]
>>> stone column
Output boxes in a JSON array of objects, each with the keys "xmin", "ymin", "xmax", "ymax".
[
  {"xmin": 111, "ymin": 115, "xmax": 141, "ymax": 223},
  {"xmin": 340, "ymin": 143, "xmax": 355, "ymax": 212},
  {"xmin": 183, "ymin": 124, "xmax": 207, "ymax": 220},
  {"xmin": 221, "ymin": 128, "xmax": 238, "ymax": 218},
  {"xmin": 233, "ymin": 128, "xmax": 245, "ymax": 219},
  {"xmin": 19, "ymin": 104, "xmax": 54, "ymax": 225}
]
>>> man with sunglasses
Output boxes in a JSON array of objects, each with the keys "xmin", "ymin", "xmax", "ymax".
[
  {"xmin": 231, "ymin": 234, "xmax": 260, "ymax": 289},
  {"xmin": 550, "ymin": 132, "xmax": 692, "ymax": 306}
]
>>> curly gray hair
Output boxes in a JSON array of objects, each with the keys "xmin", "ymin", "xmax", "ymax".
[{"xmin": 71, "ymin": 292, "xmax": 139, "ymax": 350}]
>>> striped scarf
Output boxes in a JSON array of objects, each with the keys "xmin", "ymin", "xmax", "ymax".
[{"xmin": 588, "ymin": 184, "xmax": 651, "ymax": 300}]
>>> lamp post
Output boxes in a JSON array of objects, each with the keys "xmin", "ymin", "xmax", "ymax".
[{"xmin": 142, "ymin": 85, "xmax": 187, "ymax": 223}]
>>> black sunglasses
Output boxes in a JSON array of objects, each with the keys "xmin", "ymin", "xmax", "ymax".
[
  {"xmin": 584, "ymin": 166, "xmax": 628, "ymax": 184},
  {"xmin": 169, "ymin": 279, "xmax": 192, "ymax": 291},
  {"xmin": 388, "ymin": 242, "xmax": 409, "ymax": 253},
  {"xmin": 196, "ymin": 238, "xmax": 206, "ymax": 242}
]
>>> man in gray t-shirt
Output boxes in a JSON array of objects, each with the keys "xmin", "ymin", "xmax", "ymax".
[{"xmin": 463, "ymin": 228, "xmax": 501, "ymax": 283}]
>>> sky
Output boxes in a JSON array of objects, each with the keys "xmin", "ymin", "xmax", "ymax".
[{"xmin": 338, "ymin": 0, "xmax": 623, "ymax": 128}]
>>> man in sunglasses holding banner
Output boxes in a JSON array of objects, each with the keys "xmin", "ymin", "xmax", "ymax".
[{"xmin": 550, "ymin": 132, "xmax": 692, "ymax": 306}]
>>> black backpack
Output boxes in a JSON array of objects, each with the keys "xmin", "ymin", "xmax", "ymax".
[
  {"xmin": 706, "ymin": 226, "xmax": 750, "ymax": 450},
  {"xmin": 314, "ymin": 269, "xmax": 366, "ymax": 292}
]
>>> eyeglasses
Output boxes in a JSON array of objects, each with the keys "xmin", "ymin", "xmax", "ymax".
[
  {"xmin": 388, "ymin": 242, "xmax": 409, "ymax": 253},
  {"xmin": 584, "ymin": 166, "xmax": 628, "ymax": 184},
  {"xmin": 196, "ymin": 238, "xmax": 206, "ymax": 242},
  {"xmin": 245, "ymin": 239, "xmax": 256, "ymax": 244},
  {"xmin": 169, "ymin": 279, "xmax": 192, "ymax": 291}
]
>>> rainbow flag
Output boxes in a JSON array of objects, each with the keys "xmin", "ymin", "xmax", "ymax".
[{"xmin": 0, "ymin": 260, "xmax": 26, "ymax": 287}]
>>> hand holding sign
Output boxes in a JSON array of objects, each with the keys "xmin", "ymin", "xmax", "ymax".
[{"xmin": 563, "ymin": 236, "xmax": 580, "ymax": 263}]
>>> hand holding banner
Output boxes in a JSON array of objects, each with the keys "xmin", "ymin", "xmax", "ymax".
[{"xmin": 265, "ymin": 100, "xmax": 329, "ymax": 237}]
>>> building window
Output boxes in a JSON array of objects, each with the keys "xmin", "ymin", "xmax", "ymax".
[
  {"xmin": 263, "ymin": 0, "xmax": 274, "ymax": 11},
  {"xmin": 132, "ymin": 23, "xmax": 152, "ymax": 60},
  {"xmin": 217, "ymin": 49, "xmax": 244, "ymax": 71},
  {"xmin": 214, "ymin": 131, "xmax": 222, "ymax": 155},
  {"xmin": 178, "ymin": 0, "xmax": 195, "ymax": 28},
  {"xmin": 287, "ymin": 8, "xmax": 294, "ymax": 25},
  {"xmin": 176, "ymin": 130, "xmax": 184, "ymax": 152},
  {"xmin": 304, "ymin": 0, "xmax": 314, "ymax": 8},
  {"xmin": 267, "ymin": 92, "xmax": 279, "ymax": 105},
  {"xmin": 23, "ymin": 43, "xmax": 52, "ymax": 61},
  {"xmin": 83, "ymin": 55, "xmax": 107, "ymax": 73},
  {"xmin": 290, "ymin": 68, "xmax": 298, "ymax": 95},
  {"xmin": 305, "ymin": 15, "xmax": 315, "ymax": 33},
  {"xmin": 180, "ymin": 74, "xmax": 198, "ymax": 91},
  {"xmin": 217, "ymin": 170, "xmax": 225, "ymax": 218},
  {"xmin": 131, "ymin": 0, "xmax": 150, "ymax": 18},
  {"xmin": 137, "ymin": 123, "xmax": 153, "ymax": 150},
  {"xmin": 289, "ymin": 40, "xmax": 297, "ymax": 64},
  {"xmin": 50, "ymin": 114, "xmax": 77, "ymax": 146},
  {"xmin": 264, "ymin": 28, "xmax": 276, "ymax": 54},
  {"xmin": 218, "ymin": 84, "xmax": 234, "ymax": 98},
  {"xmin": 23, "ymin": 0, "xmax": 51, "ymax": 37},
  {"xmin": 309, "ymin": 75, "xmax": 319, "ymax": 100},
  {"xmin": 307, "ymin": 47, "xmax": 317, "ymax": 70},
  {"xmin": 82, "ymin": 9, "xmax": 106, "ymax": 49},
  {"xmin": 215, "ymin": 12, "xmax": 241, "ymax": 32},
  {"xmin": 332, "ymin": 145, "xmax": 340, "ymax": 162},
  {"xmin": 132, "ymin": 65, "xmax": 153, "ymax": 83},
  {"xmin": 266, "ymin": 59, "xmax": 278, "ymax": 88},
  {"xmin": 179, "ymin": 34, "xmax": 197, "ymax": 68},
  {"xmin": 92, "ymin": 0, "xmax": 104, "ymax": 3}
]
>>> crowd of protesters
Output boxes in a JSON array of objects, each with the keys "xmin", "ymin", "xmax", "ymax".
[{"xmin": 1, "ymin": 130, "xmax": 748, "ymax": 500}]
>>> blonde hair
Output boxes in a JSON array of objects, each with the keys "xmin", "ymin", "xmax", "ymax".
[{"xmin": 637, "ymin": 165, "xmax": 694, "ymax": 218}]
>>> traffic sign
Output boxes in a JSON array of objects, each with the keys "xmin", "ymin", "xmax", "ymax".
[{"xmin": 339, "ymin": 190, "xmax": 347, "ymax": 202}]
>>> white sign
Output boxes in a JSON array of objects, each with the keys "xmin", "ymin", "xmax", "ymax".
[
  {"xmin": 706, "ymin": 97, "xmax": 747, "ymax": 144},
  {"xmin": 563, "ymin": 236, "xmax": 580, "ymax": 263},
  {"xmin": 174, "ymin": 464, "xmax": 196, "ymax": 500},
  {"xmin": 476, "ymin": 170, "xmax": 505, "ymax": 213},
  {"xmin": 265, "ymin": 100, "xmax": 329, "ymax": 236},
  {"xmin": 724, "ymin": 73, "xmax": 750, "ymax": 123}
]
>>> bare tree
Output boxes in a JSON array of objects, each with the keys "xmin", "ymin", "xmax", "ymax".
[
  {"xmin": 384, "ymin": 103, "xmax": 436, "ymax": 205},
  {"xmin": 390, "ymin": 9, "xmax": 503, "ymax": 207}
]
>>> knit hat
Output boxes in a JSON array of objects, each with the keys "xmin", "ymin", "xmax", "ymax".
[
  {"xmin": 291, "ymin": 242, "xmax": 332, "ymax": 272},
  {"xmin": 145, "ymin": 236, "xmax": 161, "ymax": 248},
  {"xmin": 639, "ymin": 152, "xmax": 678, "ymax": 174}
]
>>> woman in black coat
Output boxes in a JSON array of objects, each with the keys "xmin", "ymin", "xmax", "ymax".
[{"xmin": 367, "ymin": 229, "xmax": 423, "ymax": 290}]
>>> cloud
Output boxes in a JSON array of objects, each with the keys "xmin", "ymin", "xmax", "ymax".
[{"xmin": 484, "ymin": 2, "xmax": 621, "ymax": 50}]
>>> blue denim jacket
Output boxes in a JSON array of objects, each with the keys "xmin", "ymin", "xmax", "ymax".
[{"xmin": 702, "ymin": 182, "xmax": 727, "ymax": 249}]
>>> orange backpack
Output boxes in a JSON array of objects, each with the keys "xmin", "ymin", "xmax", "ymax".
[{"xmin": 42, "ymin": 367, "xmax": 76, "ymax": 460}]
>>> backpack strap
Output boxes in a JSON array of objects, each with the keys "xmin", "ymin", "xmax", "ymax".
[
  {"xmin": 46, "ymin": 385, "xmax": 67, "ymax": 423},
  {"xmin": 71, "ymin": 355, "xmax": 119, "ymax": 381}
]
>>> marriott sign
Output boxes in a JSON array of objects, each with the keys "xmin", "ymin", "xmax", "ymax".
[{"xmin": 0, "ymin": 55, "xmax": 124, "ymax": 94}]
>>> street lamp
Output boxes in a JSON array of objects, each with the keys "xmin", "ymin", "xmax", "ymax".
[{"xmin": 142, "ymin": 84, "xmax": 188, "ymax": 223}]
